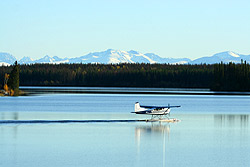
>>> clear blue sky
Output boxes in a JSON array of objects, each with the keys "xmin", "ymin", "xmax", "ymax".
[{"xmin": 0, "ymin": 0, "xmax": 250, "ymax": 60}]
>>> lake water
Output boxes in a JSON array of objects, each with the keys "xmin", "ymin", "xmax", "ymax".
[{"xmin": 1, "ymin": 90, "xmax": 250, "ymax": 167}]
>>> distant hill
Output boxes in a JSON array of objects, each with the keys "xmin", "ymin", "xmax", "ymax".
[{"xmin": 1, "ymin": 50, "xmax": 250, "ymax": 65}]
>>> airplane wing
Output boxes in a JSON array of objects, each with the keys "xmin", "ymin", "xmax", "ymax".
[{"xmin": 140, "ymin": 105, "xmax": 181, "ymax": 109}]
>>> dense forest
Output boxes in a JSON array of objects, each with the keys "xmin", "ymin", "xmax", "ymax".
[
  {"xmin": 0, "ymin": 62, "xmax": 250, "ymax": 91},
  {"xmin": 212, "ymin": 61, "xmax": 250, "ymax": 91}
]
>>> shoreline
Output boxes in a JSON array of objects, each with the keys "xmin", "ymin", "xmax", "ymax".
[{"xmin": 19, "ymin": 86, "xmax": 250, "ymax": 96}]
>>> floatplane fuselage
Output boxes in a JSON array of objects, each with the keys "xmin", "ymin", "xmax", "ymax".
[{"xmin": 131, "ymin": 102, "xmax": 181, "ymax": 120}]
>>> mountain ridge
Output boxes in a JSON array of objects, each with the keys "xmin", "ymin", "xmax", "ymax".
[{"xmin": 1, "ymin": 50, "xmax": 250, "ymax": 65}]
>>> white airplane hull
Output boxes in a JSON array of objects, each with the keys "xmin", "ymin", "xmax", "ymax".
[{"xmin": 132, "ymin": 102, "xmax": 180, "ymax": 119}]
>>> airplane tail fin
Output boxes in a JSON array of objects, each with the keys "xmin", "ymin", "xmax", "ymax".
[{"xmin": 135, "ymin": 102, "xmax": 140, "ymax": 112}]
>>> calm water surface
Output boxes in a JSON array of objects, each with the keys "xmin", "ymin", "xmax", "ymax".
[{"xmin": 1, "ymin": 93, "xmax": 250, "ymax": 167}]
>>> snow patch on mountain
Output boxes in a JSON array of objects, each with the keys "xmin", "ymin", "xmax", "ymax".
[
  {"xmin": 0, "ymin": 62, "xmax": 11, "ymax": 66},
  {"xmin": 229, "ymin": 51, "xmax": 240, "ymax": 58}
]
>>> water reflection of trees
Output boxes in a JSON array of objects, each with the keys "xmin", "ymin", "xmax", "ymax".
[
  {"xmin": 214, "ymin": 114, "xmax": 249, "ymax": 128},
  {"xmin": 0, "ymin": 112, "xmax": 19, "ymax": 139},
  {"xmin": 0, "ymin": 112, "xmax": 19, "ymax": 120}
]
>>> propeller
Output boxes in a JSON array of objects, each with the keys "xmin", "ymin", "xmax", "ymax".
[{"xmin": 168, "ymin": 103, "xmax": 170, "ymax": 117}]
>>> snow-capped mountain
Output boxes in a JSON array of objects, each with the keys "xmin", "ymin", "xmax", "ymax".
[
  {"xmin": 1, "ymin": 50, "xmax": 250, "ymax": 65},
  {"xmin": 69, "ymin": 49, "xmax": 156, "ymax": 64},
  {"xmin": 35, "ymin": 55, "xmax": 57, "ymax": 64},
  {"xmin": 190, "ymin": 51, "xmax": 250, "ymax": 64},
  {"xmin": 33, "ymin": 55, "xmax": 69, "ymax": 64},
  {"xmin": 52, "ymin": 56, "xmax": 69, "ymax": 63},
  {"xmin": 144, "ymin": 53, "xmax": 191, "ymax": 64},
  {"xmin": 68, "ymin": 49, "xmax": 190, "ymax": 64},
  {"xmin": 19, "ymin": 56, "xmax": 34, "ymax": 64},
  {"xmin": 0, "ymin": 52, "xmax": 17, "ymax": 66}
]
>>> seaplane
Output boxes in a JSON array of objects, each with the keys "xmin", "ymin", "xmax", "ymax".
[{"xmin": 131, "ymin": 102, "xmax": 181, "ymax": 121}]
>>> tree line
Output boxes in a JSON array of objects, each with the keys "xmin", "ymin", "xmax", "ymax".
[
  {"xmin": 212, "ymin": 61, "xmax": 250, "ymax": 91},
  {"xmin": 0, "ymin": 62, "xmax": 250, "ymax": 91}
]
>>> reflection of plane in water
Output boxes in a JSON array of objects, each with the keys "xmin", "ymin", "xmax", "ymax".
[
  {"xmin": 135, "ymin": 123, "xmax": 170, "ymax": 167},
  {"xmin": 135, "ymin": 123, "xmax": 170, "ymax": 137},
  {"xmin": 131, "ymin": 102, "xmax": 181, "ymax": 120}
]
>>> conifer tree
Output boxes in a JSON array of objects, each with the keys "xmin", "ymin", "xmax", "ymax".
[{"xmin": 8, "ymin": 61, "xmax": 20, "ymax": 96}]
